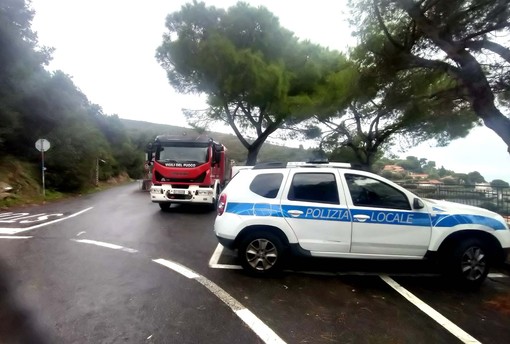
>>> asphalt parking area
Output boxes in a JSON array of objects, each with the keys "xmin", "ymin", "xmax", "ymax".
[{"xmin": 209, "ymin": 244, "xmax": 510, "ymax": 344}]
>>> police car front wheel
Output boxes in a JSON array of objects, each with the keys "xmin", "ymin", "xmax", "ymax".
[
  {"xmin": 448, "ymin": 238, "xmax": 490, "ymax": 288},
  {"xmin": 238, "ymin": 231, "xmax": 286, "ymax": 275}
]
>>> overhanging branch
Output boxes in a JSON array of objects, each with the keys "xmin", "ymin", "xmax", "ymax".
[
  {"xmin": 464, "ymin": 39, "xmax": 510, "ymax": 64},
  {"xmin": 372, "ymin": 0, "xmax": 406, "ymax": 50}
]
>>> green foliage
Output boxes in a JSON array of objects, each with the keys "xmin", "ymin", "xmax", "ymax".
[
  {"xmin": 347, "ymin": 0, "xmax": 510, "ymax": 150},
  {"xmin": 121, "ymin": 119, "xmax": 314, "ymax": 165},
  {"xmin": 395, "ymin": 156, "xmax": 422, "ymax": 173},
  {"xmin": 0, "ymin": 1, "xmax": 145, "ymax": 193},
  {"xmin": 491, "ymin": 179, "xmax": 510, "ymax": 188},
  {"xmin": 467, "ymin": 171, "xmax": 486, "ymax": 184},
  {"xmin": 157, "ymin": 1, "xmax": 353, "ymax": 164}
]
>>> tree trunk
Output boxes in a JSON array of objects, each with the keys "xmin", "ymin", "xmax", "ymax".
[
  {"xmin": 246, "ymin": 143, "xmax": 263, "ymax": 166},
  {"xmin": 475, "ymin": 104, "xmax": 510, "ymax": 152}
]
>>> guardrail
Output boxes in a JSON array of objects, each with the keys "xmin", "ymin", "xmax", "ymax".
[{"xmin": 398, "ymin": 183, "xmax": 510, "ymax": 216}]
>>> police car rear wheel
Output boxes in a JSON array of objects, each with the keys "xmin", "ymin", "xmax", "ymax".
[
  {"xmin": 239, "ymin": 232, "xmax": 285, "ymax": 275},
  {"xmin": 449, "ymin": 238, "xmax": 490, "ymax": 288}
]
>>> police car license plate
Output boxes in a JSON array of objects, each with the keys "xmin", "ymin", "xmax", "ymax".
[{"xmin": 172, "ymin": 189, "xmax": 186, "ymax": 195}]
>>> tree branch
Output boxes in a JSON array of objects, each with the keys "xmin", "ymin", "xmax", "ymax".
[
  {"xmin": 372, "ymin": 0, "xmax": 405, "ymax": 50},
  {"xmin": 223, "ymin": 101, "xmax": 250, "ymax": 149},
  {"xmin": 399, "ymin": 54, "xmax": 462, "ymax": 80},
  {"xmin": 239, "ymin": 102, "xmax": 259, "ymax": 129},
  {"xmin": 462, "ymin": 21, "xmax": 510, "ymax": 41},
  {"xmin": 464, "ymin": 39, "xmax": 510, "ymax": 64},
  {"xmin": 349, "ymin": 103, "xmax": 366, "ymax": 140}
]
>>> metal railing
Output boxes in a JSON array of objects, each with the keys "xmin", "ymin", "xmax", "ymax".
[{"xmin": 399, "ymin": 183, "xmax": 510, "ymax": 216}]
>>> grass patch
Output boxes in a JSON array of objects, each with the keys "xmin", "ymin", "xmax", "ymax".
[{"xmin": 0, "ymin": 157, "xmax": 135, "ymax": 209}]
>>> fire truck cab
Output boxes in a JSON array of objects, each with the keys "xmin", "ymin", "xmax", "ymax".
[{"xmin": 147, "ymin": 135, "xmax": 229, "ymax": 210}]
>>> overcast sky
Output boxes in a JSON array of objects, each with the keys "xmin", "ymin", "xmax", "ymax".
[{"xmin": 29, "ymin": 0, "xmax": 510, "ymax": 182}]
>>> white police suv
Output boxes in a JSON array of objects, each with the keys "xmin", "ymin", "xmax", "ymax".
[{"xmin": 214, "ymin": 161, "xmax": 510, "ymax": 287}]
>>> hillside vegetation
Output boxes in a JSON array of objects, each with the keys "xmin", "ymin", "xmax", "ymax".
[{"xmin": 121, "ymin": 119, "xmax": 317, "ymax": 164}]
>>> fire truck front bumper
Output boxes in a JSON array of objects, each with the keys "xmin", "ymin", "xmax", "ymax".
[{"xmin": 150, "ymin": 185, "xmax": 215, "ymax": 204}]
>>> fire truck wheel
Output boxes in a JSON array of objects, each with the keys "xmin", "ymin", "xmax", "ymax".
[
  {"xmin": 158, "ymin": 202, "xmax": 171, "ymax": 211},
  {"xmin": 207, "ymin": 185, "xmax": 219, "ymax": 211}
]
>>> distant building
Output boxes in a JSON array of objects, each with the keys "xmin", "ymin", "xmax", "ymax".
[
  {"xmin": 474, "ymin": 183, "xmax": 492, "ymax": 192},
  {"xmin": 383, "ymin": 165, "xmax": 405, "ymax": 173},
  {"xmin": 409, "ymin": 172, "xmax": 429, "ymax": 180},
  {"xmin": 417, "ymin": 179, "xmax": 443, "ymax": 187}
]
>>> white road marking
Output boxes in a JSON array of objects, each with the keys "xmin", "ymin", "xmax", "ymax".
[
  {"xmin": 20, "ymin": 213, "xmax": 63, "ymax": 223},
  {"xmin": 0, "ymin": 207, "xmax": 93, "ymax": 234},
  {"xmin": 153, "ymin": 258, "xmax": 200, "ymax": 279},
  {"xmin": 209, "ymin": 244, "xmax": 510, "ymax": 280},
  {"xmin": 488, "ymin": 273, "xmax": 508, "ymax": 278},
  {"xmin": 0, "ymin": 235, "xmax": 33, "ymax": 239},
  {"xmin": 208, "ymin": 243, "xmax": 242, "ymax": 269},
  {"xmin": 0, "ymin": 213, "xmax": 30, "ymax": 222},
  {"xmin": 72, "ymin": 239, "xmax": 138, "ymax": 253},
  {"xmin": 76, "ymin": 231, "xmax": 86, "ymax": 236},
  {"xmin": 153, "ymin": 258, "xmax": 285, "ymax": 344},
  {"xmin": 380, "ymin": 275, "xmax": 481, "ymax": 344},
  {"xmin": 0, "ymin": 212, "xmax": 14, "ymax": 219}
]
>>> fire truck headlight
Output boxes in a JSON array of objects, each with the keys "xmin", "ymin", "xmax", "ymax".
[{"xmin": 197, "ymin": 190, "xmax": 212, "ymax": 196}]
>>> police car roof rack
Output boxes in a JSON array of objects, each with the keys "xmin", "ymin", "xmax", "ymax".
[
  {"xmin": 253, "ymin": 162, "xmax": 287, "ymax": 169},
  {"xmin": 253, "ymin": 160, "xmax": 352, "ymax": 169},
  {"xmin": 287, "ymin": 161, "xmax": 352, "ymax": 168}
]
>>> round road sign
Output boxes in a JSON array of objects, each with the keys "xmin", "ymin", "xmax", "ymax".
[{"xmin": 35, "ymin": 139, "xmax": 51, "ymax": 152}]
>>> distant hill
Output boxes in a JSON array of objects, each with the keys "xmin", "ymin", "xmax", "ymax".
[{"xmin": 120, "ymin": 119, "xmax": 317, "ymax": 164}]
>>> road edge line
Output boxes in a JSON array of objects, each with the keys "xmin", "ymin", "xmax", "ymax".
[{"xmin": 153, "ymin": 258, "xmax": 286, "ymax": 344}]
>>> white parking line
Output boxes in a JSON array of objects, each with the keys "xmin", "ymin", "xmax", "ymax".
[
  {"xmin": 0, "ymin": 207, "xmax": 93, "ymax": 234},
  {"xmin": 72, "ymin": 239, "xmax": 138, "ymax": 253},
  {"xmin": 209, "ymin": 245, "xmax": 510, "ymax": 279},
  {"xmin": 0, "ymin": 235, "xmax": 33, "ymax": 239},
  {"xmin": 488, "ymin": 273, "xmax": 508, "ymax": 278},
  {"xmin": 208, "ymin": 243, "xmax": 242, "ymax": 269},
  {"xmin": 380, "ymin": 275, "xmax": 481, "ymax": 344},
  {"xmin": 153, "ymin": 258, "xmax": 285, "ymax": 344}
]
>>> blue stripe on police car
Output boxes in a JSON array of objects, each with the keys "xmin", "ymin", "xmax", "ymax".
[{"xmin": 225, "ymin": 202, "xmax": 505, "ymax": 230}]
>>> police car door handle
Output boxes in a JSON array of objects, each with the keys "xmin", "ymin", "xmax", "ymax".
[
  {"xmin": 287, "ymin": 210, "xmax": 303, "ymax": 217},
  {"xmin": 353, "ymin": 214, "xmax": 370, "ymax": 222}
]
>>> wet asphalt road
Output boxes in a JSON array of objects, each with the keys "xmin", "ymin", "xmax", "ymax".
[{"xmin": 0, "ymin": 182, "xmax": 509, "ymax": 343}]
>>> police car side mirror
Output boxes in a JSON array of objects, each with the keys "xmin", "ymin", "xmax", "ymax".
[{"xmin": 413, "ymin": 198, "xmax": 425, "ymax": 210}]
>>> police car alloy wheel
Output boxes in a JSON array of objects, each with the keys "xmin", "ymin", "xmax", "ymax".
[
  {"xmin": 450, "ymin": 238, "xmax": 490, "ymax": 288},
  {"xmin": 238, "ymin": 231, "xmax": 285, "ymax": 275}
]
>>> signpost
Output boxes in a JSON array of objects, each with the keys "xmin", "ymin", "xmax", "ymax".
[
  {"xmin": 96, "ymin": 158, "xmax": 106, "ymax": 186},
  {"xmin": 35, "ymin": 139, "xmax": 51, "ymax": 197}
]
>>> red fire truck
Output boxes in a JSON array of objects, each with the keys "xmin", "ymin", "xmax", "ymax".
[{"xmin": 146, "ymin": 135, "xmax": 230, "ymax": 210}]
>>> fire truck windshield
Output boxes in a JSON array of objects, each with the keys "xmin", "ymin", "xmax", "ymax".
[{"xmin": 156, "ymin": 145, "xmax": 208, "ymax": 165}]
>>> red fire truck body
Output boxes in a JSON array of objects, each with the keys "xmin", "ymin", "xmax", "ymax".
[{"xmin": 147, "ymin": 135, "xmax": 229, "ymax": 210}]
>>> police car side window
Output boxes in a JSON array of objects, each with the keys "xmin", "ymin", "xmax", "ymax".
[
  {"xmin": 288, "ymin": 173, "xmax": 340, "ymax": 204},
  {"xmin": 249, "ymin": 173, "xmax": 284, "ymax": 198},
  {"xmin": 345, "ymin": 174, "xmax": 411, "ymax": 210}
]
